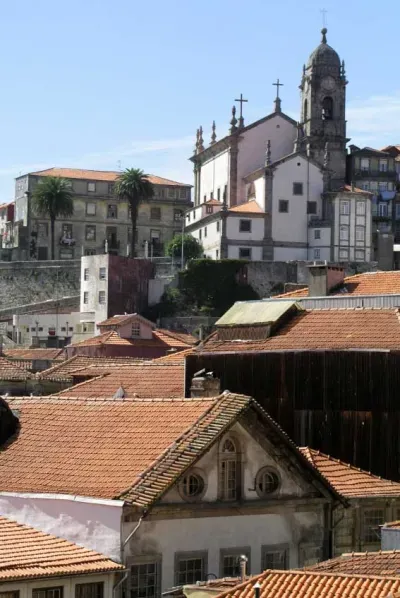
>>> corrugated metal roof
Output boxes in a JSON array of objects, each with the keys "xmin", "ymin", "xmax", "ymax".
[
  {"xmin": 216, "ymin": 300, "xmax": 299, "ymax": 327},
  {"xmin": 267, "ymin": 295, "xmax": 400, "ymax": 309}
]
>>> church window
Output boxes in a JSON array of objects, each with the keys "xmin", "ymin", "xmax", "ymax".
[
  {"xmin": 307, "ymin": 201, "xmax": 317, "ymax": 214},
  {"xmin": 239, "ymin": 247, "xmax": 252, "ymax": 260},
  {"xmin": 340, "ymin": 201, "xmax": 350, "ymax": 215},
  {"xmin": 204, "ymin": 226, "xmax": 207, "ymax": 237},
  {"xmin": 279, "ymin": 200, "xmax": 289, "ymax": 213},
  {"xmin": 178, "ymin": 470, "xmax": 206, "ymax": 501},
  {"xmin": 239, "ymin": 219, "xmax": 252, "ymax": 233},
  {"xmin": 303, "ymin": 99, "xmax": 308, "ymax": 122},
  {"xmin": 255, "ymin": 467, "xmax": 280, "ymax": 497},
  {"xmin": 247, "ymin": 183, "xmax": 256, "ymax": 199},
  {"xmin": 314, "ymin": 229, "xmax": 321, "ymax": 240},
  {"xmin": 293, "ymin": 182, "xmax": 303, "ymax": 196},
  {"xmin": 206, "ymin": 206, "xmax": 213, "ymax": 214},
  {"xmin": 313, "ymin": 249, "xmax": 320, "ymax": 259},
  {"xmin": 322, "ymin": 97, "xmax": 333, "ymax": 120},
  {"xmin": 339, "ymin": 226, "xmax": 349, "ymax": 242},
  {"xmin": 379, "ymin": 159, "xmax": 388, "ymax": 172},
  {"xmin": 219, "ymin": 437, "xmax": 241, "ymax": 500}
]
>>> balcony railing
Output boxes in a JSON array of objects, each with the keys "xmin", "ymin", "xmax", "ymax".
[{"xmin": 354, "ymin": 169, "xmax": 397, "ymax": 179}]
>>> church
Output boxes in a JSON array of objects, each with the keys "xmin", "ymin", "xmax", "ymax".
[{"xmin": 185, "ymin": 29, "xmax": 372, "ymax": 264}]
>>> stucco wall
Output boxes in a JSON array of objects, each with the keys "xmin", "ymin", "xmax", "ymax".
[
  {"xmin": 226, "ymin": 216, "xmax": 264, "ymax": 242},
  {"xmin": 199, "ymin": 152, "xmax": 229, "ymax": 202},
  {"xmin": 0, "ymin": 573, "xmax": 116, "ymax": 598}
]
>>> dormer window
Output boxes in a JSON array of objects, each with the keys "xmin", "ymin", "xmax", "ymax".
[
  {"xmin": 219, "ymin": 437, "xmax": 241, "ymax": 501},
  {"xmin": 131, "ymin": 323, "xmax": 140, "ymax": 338}
]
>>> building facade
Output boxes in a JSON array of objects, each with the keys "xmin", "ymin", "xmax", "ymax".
[{"xmin": 11, "ymin": 168, "xmax": 191, "ymax": 261}]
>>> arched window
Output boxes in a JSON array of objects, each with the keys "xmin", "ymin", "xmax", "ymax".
[
  {"xmin": 303, "ymin": 99, "xmax": 308, "ymax": 122},
  {"xmin": 247, "ymin": 183, "xmax": 255, "ymax": 199},
  {"xmin": 322, "ymin": 97, "xmax": 333, "ymax": 120},
  {"xmin": 219, "ymin": 437, "xmax": 241, "ymax": 500}
]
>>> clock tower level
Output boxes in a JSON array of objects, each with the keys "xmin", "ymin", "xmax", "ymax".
[{"xmin": 300, "ymin": 28, "xmax": 347, "ymax": 187}]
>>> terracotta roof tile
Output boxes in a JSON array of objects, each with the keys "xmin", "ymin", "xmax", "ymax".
[
  {"xmin": 300, "ymin": 447, "xmax": 400, "ymax": 498},
  {"xmin": 56, "ymin": 362, "xmax": 185, "ymax": 398},
  {"xmin": 276, "ymin": 271, "xmax": 400, "ymax": 299},
  {"xmin": 4, "ymin": 348, "xmax": 64, "ymax": 360},
  {"xmin": 37, "ymin": 355, "xmax": 147, "ymax": 381},
  {"xmin": 0, "ymin": 393, "xmax": 250, "ymax": 502},
  {"xmin": 154, "ymin": 348, "xmax": 195, "ymax": 363},
  {"xmin": 0, "ymin": 515, "xmax": 123, "ymax": 581},
  {"xmin": 308, "ymin": 551, "xmax": 400, "ymax": 576},
  {"xmin": 69, "ymin": 329, "xmax": 194, "ymax": 350},
  {"xmin": 228, "ymin": 200, "xmax": 264, "ymax": 214},
  {"xmin": 30, "ymin": 168, "xmax": 190, "ymax": 187},
  {"xmin": 154, "ymin": 329, "xmax": 197, "ymax": 347},
  {"xmin": 383, "ymin": 521, "xmax": 400, "ymax": 529},
  {"xmin": 214, "ymin": 569, "xmax": 400, "ymax": 598},
  {"xmin": 0, "ymin": 356, "xmax": 34, "ymax": 380},
  {"xmin": 205, "ymin": 199, "xmax": 223, "ymax": 206},
  {"xmin": 199, "ymin": 308, "xmax": 400, "ymax": 353}
]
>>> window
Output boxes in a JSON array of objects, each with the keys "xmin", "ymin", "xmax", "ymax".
[
  {"xmin": 303, "ymin": 99, "xmax": 308, "ymax": 121},
  {"xmin": 361, "ymin": 158, "xmax": 370, "ymax": 172},
  {"xmin": 279, "ymin": 200, "xmax": 289, "ymax": 213},
  {"xmin": 75, "ymin": 583, "xmax": 103, "ymax": 598},
  {"xmin": 59, "ymin": 248, "xmax": 74, "ymax": 259},
  {"xmin": 178, "ymin": 470, "xmax": 206, "ymax": 500},
  {"xmin": 239, "ymin": 247, "xmax": 252, "ymax": 260},
  {"xmin": 313, "ymin": 248, "xmax": 320, "ymax": 259},
  {"xmin": 247, "ymin": 183, "xmax": 256, "ymax": 199},
  {"xmin": 0, "ymin": 592, "xmax": 19, "ymax": 598},
  {"xmin": 380, "ymin": 159, "xmax": 388, "ymax": 172},
  {"xmin": 38, "ymin": 223, "xmax": 48, "ymax": 237},
  {"xmin": 199, "ymin": 229, "xmax": 202, "ymax": 240},
  {"xmin": 175, "ymin": 553, "xmax": 207, "ymax": 586},
  {"xmin": 168, "ymin": 188, "xmax": 176, "ymax": 199},
  {"xmin": 86, "ymin": 202, "xmax": 96, "ymax": 216},
  {"xmin": 356, "ymin": 227, "xmax": 365, "ymax": 241},
  {"xmin": 360, "ymin": 182, "xmax": 370, "ymax": 191},
  {"xmin": 378, "ymin": 203, "xmax": 389, "ymax": 217},
  {"xmin": 239, "ymin": 219, "xmax": 252, "ymax": 233},
  {"xmin": 85, "ymin": 249, "xmax": 96, "ymax": 256},
  {"xmin": 83, "ymin": 291, "xmax": 89, "ymax": 304},
  {"xmin": 86, "ymin": 225, "xmax": 96, "ymax": 241},
  {"xmin": 99, "ymin": 267, "xmax": 106, "ymax": 280},
  {"xmin": 206, "ymin": 205, "xmax": 213, "ymax": 214},
  {"xmin": 219, "ymin": 437, "xmax": 240, "ymax": 501},
  {"xmin": 322, "ymin": 96, "xmax": 333, "ymax": 120},
  {"xmin": 108, "ymin": 183, "xmax": 115, "ymax": 195},
  {"xmin": 203, "ymin": 195, "xmax": 207, "ymax": 202},
  {"xmin": 356, "ymin": 201, "xmax": 366, "ymax": 215},
  {"xmin": 87, "ymin": 182, "xmax": 96, "ymax": 192},
  {"xmin": 255, "ymin": 467, "xmax": 280, "ymax": 497},
  {"xmin": 33, "ymin": 588, "xmax": 63, "ymax": 598},
  {"xmin": 339, "ymin": 226, "xmax": 349, "ymax": 241},
  {"xmin": 98, "ymin": 291, "xmax": 106, "ymax": 304},
  {"xmin": 363, "ymin": 509, "xmax": 385, "ymax": 543},
  {"xmin": 340, "ymin": 201, "xmax": 350, "ymax": 215},
  {"xmin": 262, "ymin": 545, "xmax": 289, "ymax": 570},
  {"xmin": 293, "ymin": 182, "xmax": 303, "ymax": 196},
  {"xmin": 314, "ymin": 229, "xmax": 321, "ymax": 240},
  {"xmin": 107, "ymin": 204, "xmax": 117, "ymax": 218},
  {"xmin": 220, "ymin": 549, "xmax": 250, "ymax": 578},
  {"xmin": 204, "ymin": 226, "xmax": 207, "ymax": 237},
  {"xmin": 217, "ymin": 188, "xmax": 221, "ymax": 201},
  {"xmin": 216, "ymin": 221, "xmax": 220, "ymax": 232},
  {"xmin": 223, "ymin": 185, "xmax": 227, "ymax": 201},
  {"xmin": 84, "ymin": 268, "xmax": 89, "ymax": 281},
  {"xmin": 151, "ymin": 207, "xmax": 161, "ymax": 220},
  {"xmin": 38, "ymin": 327, "xmax": 43, "ymax": 332},
  {"xmin": 339, "ymin": 249, "xmax": 349, "ymax": 260},
  {"xmin": 307, "ymin": 201, "xmax": 317, "ymax": 214},
  {"xmin": 355, "ymin": 250, "xmax": 365, "ymax": 261},
  {"xmin": 131, "ymin": 323, "xmax": 140, "ymax": 338},
  {"xmin": 174, "ymin": 209, "xmax": 183, "ymax": 221},
  {"xmin": 180, "ymin": 189, "xmax": 187, "ymax": 199},
  {"xmin": 378, "ymin": 181, "xmax": 388, "ymax": 192},
  {"xmin": 131, "ymin": 560, "xmax": 161, "ymax": 598}
]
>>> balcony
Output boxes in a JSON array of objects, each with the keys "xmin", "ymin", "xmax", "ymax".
[{"xmin": 354, "ymin": 169, "xmax": 397, "ymax": 179}]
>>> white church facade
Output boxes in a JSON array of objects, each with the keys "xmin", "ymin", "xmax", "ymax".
[{"xmin": 185, "ymin": 29, "xmax": 372, "ymax": 264}]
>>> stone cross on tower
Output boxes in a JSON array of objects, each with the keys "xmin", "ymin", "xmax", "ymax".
[
  {"xmin": 273, "ymin": 79, "xmax": 283, "ymax": 113},
  {"xmin": 235, "ymin": 93, "xmax": 248, "ymax": 129},
  {"xmin": 320, "ymin": 8, "xmax": 328, "ymax": 27}
]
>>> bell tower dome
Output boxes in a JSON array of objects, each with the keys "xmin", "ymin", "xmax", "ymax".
[{"xmin": 300, "ymin": 28, "xmax": 347, "ymax": 187}]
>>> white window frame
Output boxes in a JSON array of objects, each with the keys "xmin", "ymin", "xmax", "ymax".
[
  {"xmin": 313, "ymin": 248, "xmax": 320, "ymax": 259},
  {"xmin": 356, "ymin": 201, "xmax": 366, "ymax": 215},
  {"xmin": 314, "ymin": 229, "xmax": 321, "ymax": 240},
  {"xmin": 340, "ymin": 201, "xmax": 350, "ymax": 215},
  {"xmin": 339, "ymin": 248, "xmax": 349, "ymax": 260},
  {"xmin": 379, "ymin": 159, "xmax": 388, "ymax": 172},
  {"xmin": 356, "ymin": 227, "xmax": 365, "ymax": 241},
  {"xmin": 87, "ymin": 182, "xmax": 96, "ymax": 193},
  {"xmin": 339, "ymin": 226, "xmax": 349, "ymax": 241},
  {"xmin": 98, "ymin": 291, "xmax": 106, "ymax": 304}
]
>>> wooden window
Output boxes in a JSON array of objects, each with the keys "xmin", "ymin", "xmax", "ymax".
[
  {"xmin": 175, "ymin": 552, "xmax": 207, "ymax": 585},
  {"xmin": 380, "ymin": 159, "xmax": 388, "ymax": 172},
  {"xmin": 33, "ymin": 588, "xmax": 63, "ymax": 598},
  {"xmin": 75, "ymin": 583, "xmax": 103, "ymax": 598},
  {"xmin": 239, "ymin": 219, "xmax": 251, "ymax": 232},
  {"xmin": 361, "ymin": 158, "xmax": 370, "ymax": 171},
  {"xmin": 178, "ymin": 470, "xmax": 206, "ymax": 500},
  {"xmin": 356, "ymin": 227, "xmax": 365, "ymax": 241},
  {"xmin": 313, "ymin": 248, "xmax": 320, "ymax": 259},
  {"xmin": 131, "ymin": 323, "xmax": 140, "ymax": 338},
  {"xmin": 179, "ymin": 189, "xmax": 187, "ymax": 199},
  {"xmin": 219, "ymin": 437, "xmax": 240, "ymax": 500},
  {"xmin": 206, "ymin": 206, "xmax": 213, "ymax": 214},
  {"xmin": 131, "ymin": 559, "xmax": 161, "ymax": 598},
  {"xmin": 356, "ymin": 201, "xmax": 366, "ymax": 215},
  {"xmin": 339, "ymin": 226, "xmax": 349, "ymax": 241},
  {"xmin": 255, "ymin": 467, "xmax": 280, "ymax": 497},
  {"xmin": 220, "ymin": 548, "xmax": 250, "ymax": 577},
  {"xmin": 168, "ymin": 188, "xmax": 176, "ymax": 199},
  {"xmin": 262, "ymin": 545, "xmax": 289, "ymax": 570}
]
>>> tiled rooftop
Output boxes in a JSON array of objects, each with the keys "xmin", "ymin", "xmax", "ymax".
[
  {"xmin": 57, "ymin": 362, "xmax": 185, "ymax": 398},
  {"xmin": 37, "ymin": 355, "xmax": 146, "ymax": 381},
  {"xmin": 69, "ymin": 330, "xmax": 194, "ymax": 349},
  {"xmin": 4, "ymin": 348, "xmax": 65, "ymax": 360},
  {"xmin": 276, "ymin": 271, "xmax": 400, "ymax": 299},
  {"xmin": 0, "ymin": 393, "xmax": 253, "ymax": 503},
  {"xmin": 0, "ymin": 515, "xmax": 123, "ymax": 581},
  {"xmin": 300, "ymin": 447, "xmax": 400, "ymax": 498},
  {"xmin": 154, "ymin": 348, "xmax": 195, "ymax": 363},
  {"xmin": 308, "ymin": 551, "xmax": 400, "ymax": 576},
  {"xmin": 0, "ymin": 356, "xmax": 34, "ymax": 380},
  {"xmin": 228, "ymin": 200, "xmax": 264, "ymax": 214},
  {"xmin": 30, "ymin": 168, "xmax": 190, "ymax": 187},
  {"xmin": 214, "ymin": 569, "xmax": 400, "ymax": 598},
  {"xmin": 199, "ymin": 308, "xmax": 400, "ymax": 353}
]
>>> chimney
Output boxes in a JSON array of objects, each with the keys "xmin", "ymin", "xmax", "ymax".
[
  {"xmin": 308, "ymin": 264, "xmax": 345, "ymax": 297},
  {"xmin": 239, "ymin": 555, "xmax": 248, "ymax": 582},
  {"xmin": 0, "ymin": 397, "xmax": 19, "ymax": 446},
  {"xmin": 190, "ymin": 369, "xmax": 221, "ymax": 398}
]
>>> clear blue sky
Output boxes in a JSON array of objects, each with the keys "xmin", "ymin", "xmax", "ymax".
[{"xmin": 0, "ymin": 0, "xmax": 399, "ymax": 198}]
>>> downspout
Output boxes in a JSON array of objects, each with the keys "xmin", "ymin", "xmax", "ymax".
[{"xmin": 115, "ymin": 511, "xmax": 147, "ymax": 598}]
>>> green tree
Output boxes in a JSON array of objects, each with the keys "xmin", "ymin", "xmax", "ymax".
[
  {"xmin": 166, "ymin": 233, "xmax": 203, "ymax": 261},
  {"xmin": 114, "ymin": 168, "xmax": 154, "ymax": 257},
  {"xmin": 32, "ymin": 176, "xmax": 74, "ymax": 260}
]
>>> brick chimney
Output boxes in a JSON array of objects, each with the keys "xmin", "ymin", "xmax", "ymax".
[
  {"xmin": 190, "ymin": 369, "xmax": 221, "ymax": 398},
  {"xmin": 0, "ymin": 398, "xmax": 19, "ymax": 446},
  {"xmin": 308, "ymin": 264, "xmax": 345, "ymax": 297}
]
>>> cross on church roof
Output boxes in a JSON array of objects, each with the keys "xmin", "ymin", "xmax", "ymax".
[
  {"xmin": 272, "ymin": 79, "xmax": 283, "ymax": 113},
  {"xmin": 320, "ymin": 8, "xmax": 328, "ymax": 27},
  {"xmin": 273, "ymin": 79, "xmax": 284, "ymax": 99},
  {"xmin": 235, "ymin": 93, "xmax": 248, "ymax": 128}
]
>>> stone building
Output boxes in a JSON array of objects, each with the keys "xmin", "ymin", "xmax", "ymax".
[
  {"xmin": 186, "ymin": 29, "xmax": 372, "ymax": 263},
  {"xmin": 12, "ymin": 168, "xmax": 192, "ymax": 261}
]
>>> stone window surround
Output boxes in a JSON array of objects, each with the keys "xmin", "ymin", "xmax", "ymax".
[
  {"xmin": 219, "ymin": 547, "xmax": 251, "ymax": 578},
  {"xmin": 174, "ymin": 550, "xmax": 208, "ymax": 586},
  {"xmin": 128, "ymin": 554, "xmax": 162, "ymax": 598},
  {"xmin": 261, "ymin": 543, "xmax": 289, "ymax": 570},
  {"xmin": 279, "ymin": 200, "xmax": 289, "ymax": 213},
  {"xmin": 33, "ymin": 587, "xmax": 63, "ymax": 598},
  {"xmin": 239, "ymin": 219, "xmax": 252, "ymax": 233}
]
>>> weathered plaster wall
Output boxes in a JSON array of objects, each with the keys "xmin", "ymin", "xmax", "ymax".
[{"xmin": 0, "ymin": 573, "xmax": 116, "ymax": 598}]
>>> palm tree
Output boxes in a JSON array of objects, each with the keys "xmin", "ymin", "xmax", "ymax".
[
  {"xmin": 32, "ymin": 176, "xmax": 74, "ymax": 260},
  {"xmin": 114, "ymin": 168, "xmax": 154, "ymax": 257}
]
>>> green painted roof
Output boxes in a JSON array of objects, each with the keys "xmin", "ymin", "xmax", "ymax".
[{"xmin": 216, "ymin": 300, "xmax": 299, "ymax": 327}]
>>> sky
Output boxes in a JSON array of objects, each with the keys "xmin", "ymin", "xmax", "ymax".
[{"xmin": 0, "ymin": 0, "xmax": 399, "ymax": 198}]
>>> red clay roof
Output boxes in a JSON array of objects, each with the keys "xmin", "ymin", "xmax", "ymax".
[
  {"xmin": 154, "ymin": 348, "xmax": 195, "ymax": 363},
  {"xmin": 30, "ymin": 168, "xmax": 190, "ymax": 187},
  {"xmin": 0, "ymin": 393, "xmax": 250, "ymax": 502},
  {"xmin": 0, "ymin": 515, "xmax": 123, "ymax": 581},
  {"xmin": 276, "ymin": 271, "xmax": 400, "ymax": 299},
  {"xmin": 199, "ymin": 308, "xmax": 400, "ymax": 353},
  {"xmin": 215, "ymin": 569, "xmax": 400, "ymax": 598},
  {"xmin": 228, "ymin": 200, "xmax": 264, "ymax": 214},
  {"xmin": 0, "ymin": 356, "xmax": 34, "ymax": 381},
  {"xmin": 205, "ymin": 199, "xmax": 223, "ymax": 206},
  {"xmin": 37, "ymin": 355, "xmax": 146, "ymax": 381},
  {"xmin": 69, "ymin": 329, "xmax": 194, "ymax": 350},
  {"xmin": 57, "ymin": 362, "xmax": 185, "ymax": 398},
  {"xmin": 300, "ymin": 447, "xmax": 400, "ymax": 498},
  {"xmin": 308, "ymin": 551, "xmax": 400, "ymax": 576},
  {"xmin": 4, "ymin": 348, "xmax": 64, "ymax": 360}
]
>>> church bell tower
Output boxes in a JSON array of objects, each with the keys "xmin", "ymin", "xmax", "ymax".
[{"xmin": 300, "ymin": 28, "xmax": 347, "ymax": 188}]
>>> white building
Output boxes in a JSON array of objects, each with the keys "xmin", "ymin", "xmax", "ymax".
[{"xmin": 186, "ymin": 29, "xmax": 372, "ymax": 263}]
